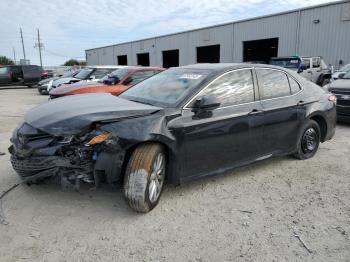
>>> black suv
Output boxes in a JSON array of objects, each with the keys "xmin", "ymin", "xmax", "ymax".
[{"xmin": 0, "ymin": 65, "xmax": 42, "ymax": 87}]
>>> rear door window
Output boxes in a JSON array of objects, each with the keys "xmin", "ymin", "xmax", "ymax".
[
  {"xmin": 198, "ymin": 69, "xmax": 255, "ymax": 107},
  {"xmin": 256, "ymin": 69, "xmax": 291, "ymax": 99}
]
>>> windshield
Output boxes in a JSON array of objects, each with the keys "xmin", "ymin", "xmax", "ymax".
[
  {"xmin": 120, "ymin": 68, "xmax": 210, "ymax": 107},
  {"xmin": 74, "ymin": 68, "xmax": 93, "ymax": 79},
  {"xmin": 340, "ymin": 64, "xmax": 350, "ymax": 72},
  {"xmin": 99, "ymin": 68, "xmax": 130, "ymax": 83},
  {"xmin": 270, "ymin": 58, "xmax": 301, "ymax": 69}
]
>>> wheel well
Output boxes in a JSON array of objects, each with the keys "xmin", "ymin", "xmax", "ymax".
[
  {"xmin": 120, "ymin": 141, "xmax": 173, "ymax": 183},
  {"xmin": 310, "ymin": 115, "xmax": 327, "ymax": 142}
]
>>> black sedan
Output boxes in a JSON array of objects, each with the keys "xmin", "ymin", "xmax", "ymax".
[
  {"xmin": 9, "ymin": 64, "xmax": 337, "ymax": 212},
  {"xmin": 326, "ymin": 71, "xmax": 350, "ymax": 121}
]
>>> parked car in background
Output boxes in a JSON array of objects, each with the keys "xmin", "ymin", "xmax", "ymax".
[
  {"xmin": 9, "ymin": 63, "xmax": 336, "ymax": 213},
  {"xmin": 270, "ymin": 56, "xmax": 331, "ymax": 86},
  {"xmin": 38, "ymin": 70, "xmax": 80, "ymax": 95},
  {"xmin": 49, "ymin": 66, "xmax": 164, "ymax": 98},
  {"xmin": 325, "ymin": 71, "xmax": 350, "ymax": 120},
  {"xmin": 41, "ymin": 70, "xmax": 55, "ymax": 80},
  {"xmin": 0, "ymin": 65, "xmax": 42, "ymax": 87},
  {"xmin": 47, "ymin": 66, "xmax": 124, "ymax": 92},
  {"xmin": 332, "ymin": 64, "xmax": 350, "ymax": 80}
]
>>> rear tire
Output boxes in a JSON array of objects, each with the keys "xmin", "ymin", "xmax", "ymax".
[
  {"xmin": 293, "ymin": 120, "xmax": 320, "ymax": 160},
  {"xmin": 124, "ymin": 143, "xmax": 166, "ymax": 213},
  {"xmin": 321, "ymin": 78, "xmax": 330, "ymax": 87}
]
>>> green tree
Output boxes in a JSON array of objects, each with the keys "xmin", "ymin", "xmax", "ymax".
[
  {"xmin": 0, "ymin": 56, "xmax": 14, "ymax": 65},
  {"xmin": 63, "ymin": 59, "xmax": 86, "ymax": 66}
]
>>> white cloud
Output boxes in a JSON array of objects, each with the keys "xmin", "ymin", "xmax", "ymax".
[{"xmin": 0, "ymin": 0, "xmax": 336, "ymax": 65}]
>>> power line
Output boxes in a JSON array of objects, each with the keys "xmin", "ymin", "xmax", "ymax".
[{"xmin": 42, "ymin": 49, "xmax": 84, "ymax": 59}]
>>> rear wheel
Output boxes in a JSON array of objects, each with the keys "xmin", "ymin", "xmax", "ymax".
[
  {"xmin": 124, "ymin": 143, "xmax": 166, "ymax": 213},
  {"xmin": 294, "ymin": 120, "xmax": 320, "ymax": 160},
  {"xmin": 321, "ymin": 78, "xmax": 330, "ymax": 87}
]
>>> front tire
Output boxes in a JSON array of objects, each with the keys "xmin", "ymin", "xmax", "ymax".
[
  {"xmin": 124, "ymin": 143, "xmax": 166, "ymax": 213},
  {"xmin": 294, "ymin": 120, "xmax": 320, "ymax": 160}
]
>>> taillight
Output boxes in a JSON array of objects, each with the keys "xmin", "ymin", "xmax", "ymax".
[{"xmin": 328, "ymin": 95, "xmax": 337, "ymax": 104}]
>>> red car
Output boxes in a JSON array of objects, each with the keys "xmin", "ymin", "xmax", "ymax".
[{"xmin": 49, "ymin": 66, "xmax": 164, "ymax": 98}]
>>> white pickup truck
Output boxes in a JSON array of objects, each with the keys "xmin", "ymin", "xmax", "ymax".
[{"xmin": 270, "ymin": 56, "xmax": 332, "ymax": 86}]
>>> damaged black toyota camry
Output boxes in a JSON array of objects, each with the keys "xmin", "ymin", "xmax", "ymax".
[{"xmin": 9, "ymin": 64, "xmax": 337, "ymax": 212}]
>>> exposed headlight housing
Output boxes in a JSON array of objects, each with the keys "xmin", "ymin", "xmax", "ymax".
[{"xmin": 86, "ymin": 132, "xmax": 113, "ymax": 146}]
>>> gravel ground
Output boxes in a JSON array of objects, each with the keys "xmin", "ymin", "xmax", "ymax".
[{"xmin": 0, "ymin": 88, "xmax": 349, "ymax": 262}]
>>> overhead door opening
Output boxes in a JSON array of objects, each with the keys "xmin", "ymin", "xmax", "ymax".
[
  {"xmin": 137, "ymin": 53, "xmax": 150, "ymax": 66},
  {"xmin": 196, "ymin": 45, "xmax": 220, "ymax": 63},
  {"xmin": 243, "ymin": 38, "xmax": 278, "ymax": 64},
  {"xmin": 117, "ymin": 55, "xmax": 127, "ymax": 65},
  {"xmin": 162, "ymin": 49, "xmax": 179, "ymax": 68}
]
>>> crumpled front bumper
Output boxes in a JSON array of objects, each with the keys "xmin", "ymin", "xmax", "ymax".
[{"xmin": 9, "ymin": 150, "xmax": 94, "ymax": 189}]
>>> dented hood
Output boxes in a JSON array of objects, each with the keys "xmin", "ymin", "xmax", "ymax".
[
  {"xmin": 25, "ymin": 93, "xmax": 162, "ymax": 135},
  {"xmin": 328, "ymin": 79, "xmax": 350, "ymax": 90}
]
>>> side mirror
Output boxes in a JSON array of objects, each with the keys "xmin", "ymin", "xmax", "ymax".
[
  {"xmin": 89, "ymin": 75, "xmax": 96, "ymax": 80},
  {"xmin": 191, "ymin": 96, "xmax": 220, "ymax": 118}
]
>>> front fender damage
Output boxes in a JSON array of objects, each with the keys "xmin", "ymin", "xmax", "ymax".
[{"xmin": 9, "ymin": 123, "xmax": 127, "ymax": 191}]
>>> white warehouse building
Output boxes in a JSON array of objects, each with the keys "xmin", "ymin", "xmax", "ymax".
[{"xmin": 86, "ymin": 1, "xmax": 350, "ymax": 69}]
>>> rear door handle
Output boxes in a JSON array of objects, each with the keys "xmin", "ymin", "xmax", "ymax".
[
  {"xmin": 297, "ymin": 100, "xmax": 308, "ymax": 106},
  {"xmin": 248, "ymin": 109, "xmax": 263, "ymax": 115}
]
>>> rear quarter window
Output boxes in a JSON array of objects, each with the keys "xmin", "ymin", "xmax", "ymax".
[{"xmin": 288, "ymin": 76, "xmax": 301, "ymax": 94}]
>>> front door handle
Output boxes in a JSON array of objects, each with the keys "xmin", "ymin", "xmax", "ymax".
[{"xmin": 248, "ymin": 109, "xmax": 263, "ymax": 115}]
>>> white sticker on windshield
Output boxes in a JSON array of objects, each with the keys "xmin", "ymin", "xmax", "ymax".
[
  {"xmin": 290, "ymin": 60, "xmax": 299, "ymax": 64},
  {"xmin": 180, "ymin": 74, "xmax": 203, "ymax": 80}
]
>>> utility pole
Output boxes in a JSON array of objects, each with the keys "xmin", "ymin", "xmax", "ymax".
[
  {"xmin": 37, "ymin": 28, "xmax": 43, "ymax": 68},
  {"xmin": 13, "ymin": 47, "xmax": 16, "ymax": 64},
  {"xmin": 20, "ymin": 28, "xmax": 26, "ymax": 61}
]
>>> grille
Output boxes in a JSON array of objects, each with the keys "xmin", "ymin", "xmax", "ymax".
[
  {"xmin": 337, "ymin": 99, "xmax": 350, "ymax": 106},
  {"xmin": 11, "ymin": 156, "xmax": 57, "ymax": 177}
]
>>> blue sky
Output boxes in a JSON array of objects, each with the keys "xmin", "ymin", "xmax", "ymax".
[{"xmin": 0, "ymin": 0, "xmax": 337, "ymax": 66}]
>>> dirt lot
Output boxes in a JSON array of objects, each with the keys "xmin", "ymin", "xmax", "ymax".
[{"xmin": 0, "ymin": 88, "xmax": 349, "ymax": 262}]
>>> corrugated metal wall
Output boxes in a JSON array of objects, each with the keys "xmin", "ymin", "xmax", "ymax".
[
  {"xmin": 232, "ymin": 12, "xmax": 299, "ymax": 62},
  {"xmin": 298, "ymin": 2, "xmax": 350, "ymax": 68},
  {"xmin": 155, "ymin": 33, "xmax": 188, "ymax": 66},
  {"xmin": 86, "ymin": 1, "xmax": 350, "ymax": 69}
]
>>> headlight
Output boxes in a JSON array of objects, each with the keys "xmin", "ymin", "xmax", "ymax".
[
  {"xmin": 86, "ymin": 132, "xmax": 113, "ymax": 146},
  {"xmin": 47, "ymin": 80, "xmax": 53, "ymax": 91},
  {"xmin": 323, "ymin": 84, "xmax": 330, "ymax": 92}
]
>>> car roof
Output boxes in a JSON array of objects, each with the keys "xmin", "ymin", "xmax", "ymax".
[
  {"xmin": 126, "ymin": 66, "xmax": 165, "ymax": 71},
  {"xmin": 178, "ymin": 63, "xmax": 284, "ymax": 73},
  {"xmin": 87, "ymin": 65, "xmax": 127, "ymax": 69}
]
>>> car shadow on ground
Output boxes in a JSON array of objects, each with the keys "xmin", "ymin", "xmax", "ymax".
[{"xmin": 10, "ymin": 154, "xmax": 290, "ymax": 218}]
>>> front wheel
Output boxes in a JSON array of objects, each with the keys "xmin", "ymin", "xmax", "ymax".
[
  {"xmin": 124, "ymin": 143, "xmax": 166, "ymax": 213},
  {"xmin": 293, "ymin": 120, "xmax": 321, "ymax": 160}
]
